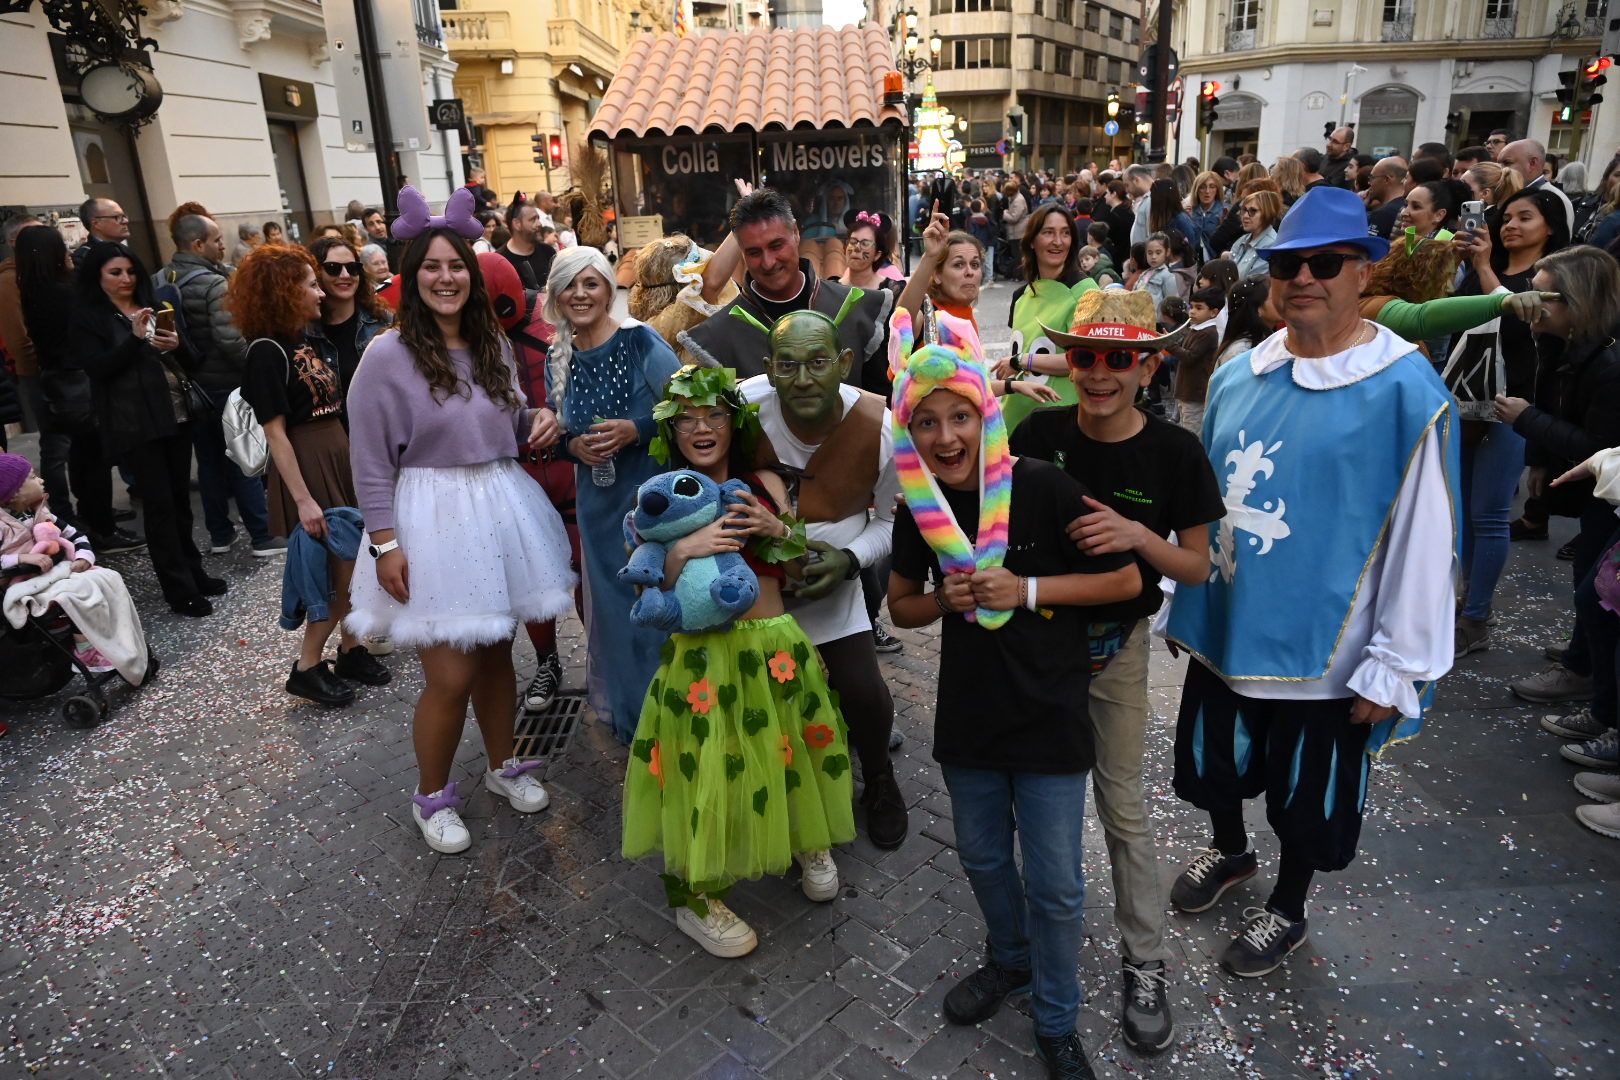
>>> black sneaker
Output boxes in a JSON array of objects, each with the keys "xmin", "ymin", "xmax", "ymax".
[
  {"xmin": 872, "ymin": 622, "xmax": 903, "ymax": 654},
  {"xmin": 860, "ymin": 769, "xmax": 909, "ymax": 850},
  {"xmin": 523, "ymin": 653, "xmax": 562, "ymax": 711},
  {"xmin": 1558, "ymin": 539, "xmax": 1577, "ymax": 561},
  {"xmin": 1220, "ymin": 906, "xmax": 1308, "ymax": 978},
  {"xmin": 169, "ymin": 596, "xmax": 213, "ymax": 618},
  {"xmin": 114, "ymin": 508, "xmax": 137, "ymax": 523},
  {"xmin": 942, "ymin": 959, "xmax": 1031, "ymax": 1026},
  {"xmin": 1033, "ymin": 1031, "xmax": 1098, "ymax": 1079},
  {"xmin": 1120, "ymin": 959, "xmax": 1174, "ymax": 1053},
  {"xmin": 334, "ymin": 645, "xmax": 392, "ymax": 686},
  {"xmin": 94, "ymin": 527, "xmax": 146, "ymax": 554},
  {"xmin": 286, "ymin": 659, "xmax": 356, "ymax": 706},
  {"xmin": 1169, "ymin": 847, "xmax": 1257, "ymax": 913},
  {"xmin": 196, "ymin": 575, "xmax": 229, "ymax": 597}
]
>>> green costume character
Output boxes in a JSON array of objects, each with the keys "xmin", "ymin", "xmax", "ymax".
[
  {"xmin": 622, "ymin": 365, "xmax": 856, "ymax": 960},
  {"xmin": 1001, "ymin": 277, "xmax": 1098, "ymax": 431}
]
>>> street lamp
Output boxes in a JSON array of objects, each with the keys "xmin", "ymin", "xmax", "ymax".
[
  {"xmin": 893, "ymin": 6, "xmax": 938, "ymax": 273},
  {"xmin": 1106, "ymin": 89, "xmax": 1120, "ymax": 163}
]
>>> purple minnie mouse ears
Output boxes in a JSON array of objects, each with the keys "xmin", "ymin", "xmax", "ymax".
[{"xmin": 392, "ymin": 185, "xmax": 483, "ymax": 242}]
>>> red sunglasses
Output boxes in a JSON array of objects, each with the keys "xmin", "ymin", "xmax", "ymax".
[{"xmin": 1067, "ymin": 347, "xmax": 1152, "ymax": 371}]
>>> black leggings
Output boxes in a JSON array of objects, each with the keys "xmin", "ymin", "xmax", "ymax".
[{"xmin": 817, "ymin": 631, "xmax": 895, "ymax": 781}]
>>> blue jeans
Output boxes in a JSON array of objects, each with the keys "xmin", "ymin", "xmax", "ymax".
[
  {"xmin": 191, "ymin": 397, "xmax": 272, "ymax": 546},
  {"xmin": 942, "ymin": 765, "xmax": 1089, "ymax": 1038},
  {"xmin": 1460, "ymin": 422, "xmax": 1526, "ymax": 620}
]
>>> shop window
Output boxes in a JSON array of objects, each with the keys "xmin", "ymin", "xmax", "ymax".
[
  {"xmin": 759, "ymin": 131, "xmax": 895, "ymax": 242},
  {"xmin": 613, "ymin": 136, "xmax": 755, "ymax": 247}
]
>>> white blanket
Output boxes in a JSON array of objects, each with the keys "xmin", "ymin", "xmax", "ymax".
[{"xmin": 4, "ymin": 562, "xmax": 150, "ymax": 685}]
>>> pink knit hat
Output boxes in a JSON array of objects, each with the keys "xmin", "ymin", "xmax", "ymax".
[{"xmin": 0, "ymin": 453, "xmax": 32, "ymax": 505}]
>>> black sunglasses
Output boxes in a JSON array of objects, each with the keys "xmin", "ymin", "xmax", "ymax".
[
  {"xmin": 321, "ymin": 260, "xmax": 361, "ymax": 277},
  {"xmin": 1067, "ymin": 347, "xmax": 1148, "ymax": 371},
  {"xmin": 1268, "ymin": 251, "xmax": 1364, "ymax": 281}
]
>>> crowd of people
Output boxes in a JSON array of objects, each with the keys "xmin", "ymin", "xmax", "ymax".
[{"xmin": 3, "ymin": 123, "xmax": 1620, "ymax": 1080}]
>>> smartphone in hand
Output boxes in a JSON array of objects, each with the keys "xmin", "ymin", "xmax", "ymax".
[
  {"xmin": 154, "ymin": 306, "xmax": 176, "ymax": 335},
  {"xmin": 1460, "ymin": 200, "xmax": 1485, "ymax": 235}
]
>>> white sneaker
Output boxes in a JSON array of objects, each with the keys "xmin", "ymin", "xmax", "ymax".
[
  {"xmin": 365, "ymin": 635, "xmax": 395, "ymax": 657},
  {"xmin": 794, "ymin": 849, "xmax": 840, "ymax": 902},
  {"xmin": 411, "ymin": 782, "xmax": 470, "ymax": 853},
  {"xmin": 1574, "ymin": 771, "xmax": 1620, "ymax": 803},
  {"xmin": 676, "ymin": 898, "xmax": 758, "ymax": 958},
  {"xmin": 1575, "ymin": 800, "xmax": 1620, "ymax": 839},
  {"xmin": 485, "ymin": 757, "xmax": 550, "ymax": 813}
]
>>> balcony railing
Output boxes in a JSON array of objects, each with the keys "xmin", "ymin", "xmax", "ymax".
[
  {"xmin": 1585, "ymin": 16, "xmax": 1605, "ymax": 36},
  {"xmin": 1481, "ymin": 15, "xmax": 1517, "ymax": 38},
  {"xmin": 1226, "ymin": 26, "xmax": 1256, "ymax": 50},
  {"xmin": 1381, "ymin": 14, "xmax": 1414, "ymax": 42},
  {"xmin": 441, "ymin": 11, "xmax": 514, "ymax": 54}
]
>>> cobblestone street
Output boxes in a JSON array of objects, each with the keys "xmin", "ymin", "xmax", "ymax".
[{"xmin": 3, "ymin": 458, "xmax": 1617, "ymax": 1080}]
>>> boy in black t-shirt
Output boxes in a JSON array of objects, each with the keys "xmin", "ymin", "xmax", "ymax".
[
  {"xmin": 887, "ymin": 309, "xmax": 1139, "ymax": 1079},
  {"xmin": 1012, "ymin": 287, "xmax": 1224, "ymax": 1054}
]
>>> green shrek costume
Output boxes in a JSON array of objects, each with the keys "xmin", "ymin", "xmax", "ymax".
[
  {"xmin": 622, "ymin": 366, "xmax": 856, "ymax": 908},
  {"xmin": 1001, "ymin": 277, "xmax": 1098, "ymax": 430}
]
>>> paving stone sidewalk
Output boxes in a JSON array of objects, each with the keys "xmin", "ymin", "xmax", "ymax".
[{"xmin": 2, "ymin": 499, "xmax": 1618, "ymax": 1079}]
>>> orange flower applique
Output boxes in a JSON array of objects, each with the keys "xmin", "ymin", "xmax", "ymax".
[
  {"xmin": 648, "ymin": 741, "xmax": 664, "ymax": 788},
  {"xmin": 687, "ymin": 678, "xmax": 714, "ymax": 714},
  {"xmin": 768, "ymin": 650, "xmax": 797, "ymax": 684},
  {"xmin": 803, "ymin": 723, "xmax": 835, "ymax": 750},
  {"xmin": 779, "ymin": 733, "xmax": 794, "ymax": 768}
]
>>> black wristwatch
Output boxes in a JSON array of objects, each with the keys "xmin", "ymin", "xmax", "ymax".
[{"xmin": 840, "ymin": 548, "xmax": 861, "ymax": 580}]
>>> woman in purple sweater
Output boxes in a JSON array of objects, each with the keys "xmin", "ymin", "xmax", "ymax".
[{"xmin": 345, "ymin": 189, "xmax": 577, "ymax": 855}]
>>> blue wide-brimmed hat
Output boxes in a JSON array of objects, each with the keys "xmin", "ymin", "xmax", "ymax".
[{"xmin": 1258, "ymin": 186, "xmax": 1390, "ymax": 262}]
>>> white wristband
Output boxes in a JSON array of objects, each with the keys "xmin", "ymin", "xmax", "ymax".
[{"xmin": 1024, "ymin": 576, "xmax": 1038, "ymax": 611}]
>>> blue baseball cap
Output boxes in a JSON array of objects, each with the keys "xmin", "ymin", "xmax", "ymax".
[{"xmin": 1258, "ymin": 186, "xmax": 1389, "ymax": 262}]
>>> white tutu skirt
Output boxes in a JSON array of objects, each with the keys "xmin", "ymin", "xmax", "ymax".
[{"xmin": 347, "ymin": 459, "xmax": 577, "ymax": 650}]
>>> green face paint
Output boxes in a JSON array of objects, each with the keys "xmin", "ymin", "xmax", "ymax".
[{"xmin": 767, "ymin": 311, "xmax": 852, "ymax": 429}]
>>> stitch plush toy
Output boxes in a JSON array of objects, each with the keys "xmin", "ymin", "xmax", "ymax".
[
  {"xmin": 30, "ymin": 520, "xmax": 76, "ymax": 562},
  {"xmin": 619, "ymin": 470, "xmax": 760, "ymax": 632}
]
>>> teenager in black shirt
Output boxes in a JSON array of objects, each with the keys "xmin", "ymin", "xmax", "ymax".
[
  {"xmin": 886, "ymin": 316, "xmax": 1138, "ymax": 1078},
  {"xmin": 1010, "ymin": 288, "xmax": 1224, "ymax": 1054}
]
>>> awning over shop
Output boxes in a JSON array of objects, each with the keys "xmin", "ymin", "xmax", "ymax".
[{"xmin": 588, "ymin": 22, "xmax": 904, "ymax": 139}]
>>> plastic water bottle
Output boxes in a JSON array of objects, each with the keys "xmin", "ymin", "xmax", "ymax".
[{"xmin": 590, "ymin": 416, "xmax": 616, "ymax": 487}]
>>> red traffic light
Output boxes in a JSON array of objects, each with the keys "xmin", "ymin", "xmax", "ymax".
[
  {"xmin": 1585, "ymin": 56, "xmax": 1613, "ymax": 79},
  {"xmin": 1201, "ymin": 80, "xmax": 1221, "ymax": 99},
  {"xmin": 547, "ymin": 134, "xmax": 563, "ymax": 169}
]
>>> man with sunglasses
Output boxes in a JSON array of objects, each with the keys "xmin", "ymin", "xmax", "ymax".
[
  {"xmin": 1164, "ymin": 186, "xmax": 1460, "ymax": 979},
  {"xmin": 738, "ymin": 309, "xmax": 909, "ymax": 850},
  {"xmin": 1017, "ymin": 287, "xmax": 1225, "ymax": 1053}
]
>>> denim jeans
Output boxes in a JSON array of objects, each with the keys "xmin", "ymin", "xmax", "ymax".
[
  {"xmin": 1574, "ymin": 523, "xmax": 1620, "ymax": 726},
  {"xmin": 1459, "ymin": 422, "xmax": 1526, "ymax": 620},
  {"xmin": 190, "ymin": 397, "xmax": 272, "ymax": 547},
  {"xmin": 942, "ymin": 765, "xmax": 1089, "ymax": 1038}
]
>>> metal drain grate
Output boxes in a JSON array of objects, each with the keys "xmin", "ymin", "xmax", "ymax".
[{"xmin": 513, "ymin": 693, "xmax": 586, "ymax": 762}]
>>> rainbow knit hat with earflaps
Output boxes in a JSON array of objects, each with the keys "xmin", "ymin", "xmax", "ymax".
[{"xmin": 888, "ymin": 306, "xmax": 1014, "ymax": 629}]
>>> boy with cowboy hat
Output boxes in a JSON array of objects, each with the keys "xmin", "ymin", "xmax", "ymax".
[
  {"xmin": 1010, "ymin": 286, "xmax": 1226, "ymax": 1052},
  {"xmin": 1163, "ymin": 185, "xmax": 1461, "ymax": 977}
]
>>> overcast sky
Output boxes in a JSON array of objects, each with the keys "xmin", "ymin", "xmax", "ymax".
[{"xmin": 822, "ymin": 0, "xmax": 867, "ymax": 27}]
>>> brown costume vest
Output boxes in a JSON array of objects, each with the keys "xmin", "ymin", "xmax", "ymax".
[{"xmin": 753, "ymin": 390, "xmax": 886, "ymax": 523}]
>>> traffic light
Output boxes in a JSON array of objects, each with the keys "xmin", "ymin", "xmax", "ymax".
[
  {"xmin": 1445, "ymin": 111, "xmax": 1462, "ymax": 135},
  {"xmin": 547, "ymin": 134, "xmax": 564, "ymax": 169},
  {"xmin": 1199, "ymin": 80, "xmax": 1221, "ymax": 131},
  {"xmin": 531, "ymin": 133, "xmax": 545, "ymax": 164},
  {"xmin": 1584, "ymin": 55, "xmax": 1610, "ymax": 108},
  {"xmin": 1007, "ymin": 110, "xmax": 1024, "ymax": 146}
]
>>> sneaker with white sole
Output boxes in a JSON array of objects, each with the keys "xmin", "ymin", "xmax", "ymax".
[
  {"xmin": 1575, "ymin": 801, "xmax": 1620, "ymax": 838},
  {"xmin": 1511, "ymin": 665, "xmax": 1595, "ymax": 703},
  {"xmin": 523, "ymin": 653, "xmax": 562, "ymax": 711},
  {"xmin": 1540, "ymin": 707, "xmax": 1610, "ymax": 740},
  {"xmin": 411, "ymin": 782, "xmax": 471, "ymax": 853},
  {"xmin": 1561, "ymin": 728, "xmax": 1618, "ymax": 769},
  {"xmin": 1220, "ymin": 906, "xmax": 1309, "ymax": 978},
  {"xmin": 209, "ymin": 538, "xmax": 234, "ymax": 554},
  {"xmin": 250, "ymin": 538, "xmax": 288, "ymax": 558},
  {"xmin": 676, "ymin": 898, "xmax": 758, "ymax": 958},
  {"xmin": 1573, "ymin": 771, "xmax": 1620, "ymax": 802},
  {"xmin": 485, "ymin": 757, "xmax": 550, "ymax": 812},
  {"xmin": 364, "ymin": 635, "xmax": 395, "ymax": 657},
  {"xmin": 793, "ymin": 849, "xmax": 839, "ymax": 902}
]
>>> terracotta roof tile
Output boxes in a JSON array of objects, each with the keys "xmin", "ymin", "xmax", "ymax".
[{"xmin": 589, "ymin": 22, "xmax": 903, "ymax": 139}]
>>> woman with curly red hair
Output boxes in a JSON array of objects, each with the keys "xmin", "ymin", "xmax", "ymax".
[{"xmin": 228, "ymin": 244, "xmax": 391, "ymax": 706}]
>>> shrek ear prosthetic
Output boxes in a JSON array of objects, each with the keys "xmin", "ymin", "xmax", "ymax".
[{"xmin": 887, "ymin": 307, "xmax": 1014, "ymax": 629}]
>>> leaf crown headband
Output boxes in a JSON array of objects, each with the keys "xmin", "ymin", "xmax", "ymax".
[{"xmin": 650, "ymin": 365, "xmax": 763, "ymax": 466}]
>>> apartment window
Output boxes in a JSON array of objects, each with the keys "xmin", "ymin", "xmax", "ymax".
[
  {"xmin": 1055, "ymin": 46, "xmax": 1073, "ymax": 75},
  {"xmin": 1057, "ymin": 0, "xmax": 1073, "ymax": 21},
  {"xmin": 933, "ymin": 0, "xmax": 1010, "ymax": 11},
  {"xmin": 943, "ymin": 36, "xmax": 1010, "ymax": 70},
  {"xmin": 1126, "ymin": 15, "xmax": 1138, "ymax": 43},
  {"xmin": 1083, "ymin": 53, "xmax": 1098, "ymax": 80},
  {"xmin": 1084, "ymin": 3, "xmax": 1099, "ymax": 32},
  {"xmin": 1483, "ymin": 0, "xmax": 1514, "ymax": 16},
  {"xmin": 1231, "ymin": 0, "xmax": 1260, "ymax": 31},
  {"xmin": 1032, "ymin": 41, "xmax": 1044, "ymax": 71},
  {"xmin": 1108, "ymin": 11, "xmax": 1123, "ymax": 38}
]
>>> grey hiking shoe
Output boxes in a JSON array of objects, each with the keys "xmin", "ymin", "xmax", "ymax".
[
  {"xmin": 1120, "ymin": 959, "xmax": 1174, "ymax": 1053},
  {"xmin": 1511, "ymin": 665, "xmax": 1594, "ymax": 703}
]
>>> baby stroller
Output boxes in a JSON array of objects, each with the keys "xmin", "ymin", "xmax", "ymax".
[{"xmin": 0, "ymin": 565, "xmax": 159, "ymax": 727}]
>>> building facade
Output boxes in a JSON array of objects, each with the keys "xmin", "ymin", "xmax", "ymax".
[
  {"xmin": 0, "ymin": 0, "xmax": 460, "ymax": 265},
  {"xmin": 912, "ymin": 0, "xmax": 1146, "ymax": 174},
  {"xmin": 443, "ymin": 0, "xmax": 682, "ymax": 205},
  {"xmin": 1169, "ymin": 0, "xmax": 1617, "ymax": 170}
]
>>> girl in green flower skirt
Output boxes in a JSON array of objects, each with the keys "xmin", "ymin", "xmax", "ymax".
[{"xmin": 622, "ymin": 366, "xmax": 856, "ymax": 958}]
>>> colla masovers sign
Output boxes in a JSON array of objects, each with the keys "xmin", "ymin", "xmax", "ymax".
[{"xmin": 660, "ymin": 139, "xmax": 884, "ymax": 176}]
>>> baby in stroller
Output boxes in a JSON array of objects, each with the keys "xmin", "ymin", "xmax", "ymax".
[{"xmin": 2, "ymin": 453, "xmax": 153, "ymax": 725}]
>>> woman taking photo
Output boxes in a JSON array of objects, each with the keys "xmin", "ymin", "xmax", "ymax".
[
  {"xmin": 71, "ymin": 242, "xmax": 226, "ymax": 615},
  {"xmin": 345, "ymin": 192, "xmax": 575, "ymax": 855},
  {"xmin": 993, "ymin": 204, "xmax": 1097, "ymax": 431},
  {"xmin": 231, "ymin": 244, "xmax": 388, "ymax": 701},
  {"xmin": 14, "ymin": 226, "xmax": 129, "ymax": 552},
  {"xmin": 545, "ymin": 246, "xmax": 682, "ymax": 744},
  {"xmin": 307, "ymin": 235, "xmax": 391, "ymax": 395},
  {"xmin": 1227, "ymin": 190, "xmax": 1283, "ymax": 281},
  {"xmin": 1450, "ymin": 186, "xmax": 1573, "ymax": 658}
]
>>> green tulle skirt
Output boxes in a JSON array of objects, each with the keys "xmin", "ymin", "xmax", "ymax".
[{"xmin": 622, "ymin": 614, "xmax": 856, "ymax": 894}]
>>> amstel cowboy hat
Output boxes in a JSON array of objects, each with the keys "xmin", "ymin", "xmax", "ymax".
[{"xmin": 1040, "ymin": 286, "xmax": 1190, "ymax": 352}]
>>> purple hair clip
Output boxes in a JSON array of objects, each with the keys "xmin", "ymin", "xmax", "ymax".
[{"xmin": 392, "ymin": 185, "xmax": 483, "ymax": 242}]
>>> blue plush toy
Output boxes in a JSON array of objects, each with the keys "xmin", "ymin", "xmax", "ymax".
[{"xmin": 619, "ymin": 470, "xmax": 760, "ymax": 632}]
